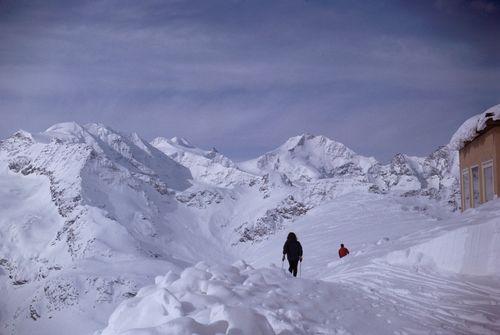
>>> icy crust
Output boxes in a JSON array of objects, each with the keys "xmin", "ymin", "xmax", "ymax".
[{"xmin": 449, "ymin": 104, "xmax": 500, "ymax": 151}]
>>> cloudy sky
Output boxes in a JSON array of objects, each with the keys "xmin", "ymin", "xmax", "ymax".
[{"xmin": 0, "ymin": 0, "xmax": 499, "ymax": 161}]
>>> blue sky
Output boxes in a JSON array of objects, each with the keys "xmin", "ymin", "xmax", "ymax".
[{"xmin": 0, "ymin": 0, "xmax": 499, "ymax": 161}]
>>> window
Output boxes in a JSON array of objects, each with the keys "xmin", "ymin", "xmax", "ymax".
[
  {"xmin": 471, "ymin": 166, "xmax": 480, "ymax": 207},
  {"xmin": 462, "ymin": 169, "xmax": 470, "ymax": 210},
  {"xmin": 483, "ymin": 161, "xmax": 494, "ymax": 202}
]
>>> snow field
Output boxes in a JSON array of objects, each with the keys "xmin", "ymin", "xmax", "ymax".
[
  {"xmin": 99, "ymin": 197, "xmax": 500, "ymax": 335},
  {"xmin": 333, "ymin": 261, "xmax": 500, "ymax": 335},
  {"xmin": 242, "ymin": 193, "xmax": 500, "ymax": 334}
]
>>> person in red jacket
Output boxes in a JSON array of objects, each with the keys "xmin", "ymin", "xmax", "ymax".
[{"xmin": 338, "ymin": 243, "xmax": 349, "ymax": 258}]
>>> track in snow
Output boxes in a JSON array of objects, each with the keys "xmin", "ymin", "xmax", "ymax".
[{"xmin": 327, "ymin": 261, "xmax": 500, "ymax": 334}]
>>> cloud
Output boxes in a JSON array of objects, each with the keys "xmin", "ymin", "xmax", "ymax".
[
  {"xmin": 0, "ymin": 0, "xmax": 499, "ymax": 161},
  {"xmin": 470, "ymin": 0, "xmax": 497, "ymax": 13},
  {"xmin": 435, "ymin": 0, "xmax": 498, "ymax": 15}
]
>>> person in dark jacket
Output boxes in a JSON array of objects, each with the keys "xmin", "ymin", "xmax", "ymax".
[
  {"xmin": 338, "ymin": 243, "xmax": 349, "ymax": 258},
  {"xmin": 282, "ymin": 232, "xmax": 303, "ymax": 277}
]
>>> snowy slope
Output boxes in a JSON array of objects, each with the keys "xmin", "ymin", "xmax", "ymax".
[
  {"xmin": 386, "ymin": 201, "xmax": 500, "ymax": 276},
  {"xmin": 151, "ymin": 137, "xmax": 256, "ymax": 187},
  {"xmin": 102, "ymin": 194, "xmax": 500, "ymax": 335}
]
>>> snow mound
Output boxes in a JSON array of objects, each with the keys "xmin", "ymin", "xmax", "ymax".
[
  {"xmin": 101, "ymin": 261, "xmax": 276, "ymax": 335},
  {"xmin": 449, "ymin": 104, "xmax": 500, "ymax": 151}
]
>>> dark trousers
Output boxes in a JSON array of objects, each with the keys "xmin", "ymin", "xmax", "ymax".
[{"xmin": 288, "ymin": 258, "xmax": 299, "ymax": 277}]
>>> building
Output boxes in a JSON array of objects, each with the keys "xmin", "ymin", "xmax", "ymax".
[{"xmin": 459, "ymin": 113, "xmax": 500, "ymax": 210}]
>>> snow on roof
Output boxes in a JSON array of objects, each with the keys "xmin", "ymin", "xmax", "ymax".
[{"xmin": 449, "ymin": 104, "xmax": 500, "ymax": 151}]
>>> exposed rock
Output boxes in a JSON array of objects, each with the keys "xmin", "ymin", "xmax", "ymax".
[
  {"xmin": 236, "ymin": 196, "xmax": 309, "ymax": 243},
  {"xmin": 176, "ymin": 190, "xmax": 224, "ymax": 208}
]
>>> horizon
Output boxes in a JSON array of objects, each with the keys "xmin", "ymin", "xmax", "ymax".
[
  {"xmin": 3, "ymin": 115, "xmax": 482, "ymax": 164},
  {"xmin": 1, "ymin": 0, "xmax": 499, "ymax": 161}
]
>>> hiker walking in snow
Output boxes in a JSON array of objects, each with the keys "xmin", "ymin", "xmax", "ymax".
[
  {"xmin": 338, "ymin": 243, "xmax": 349, "ymax": 258},
  {"xmin": 282, "ymin": 232, "xmax": 303, "ymax": 277}
]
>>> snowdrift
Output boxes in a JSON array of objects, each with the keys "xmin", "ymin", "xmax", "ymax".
[
  {"xmin": 101, "ymin": 261, "xmax": 275, "ymax": 335},
  {"xmin": 386, "ymin": 207, "xmax": 500, "ymax": 276},
  {"xmin": 100, "ymin": 261, "xmax": 431, "ymax": 335}
]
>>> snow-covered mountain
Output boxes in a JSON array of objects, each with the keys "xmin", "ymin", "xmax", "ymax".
[
  {"xmin": 0, "ymin": 123, "xmax": 223, "ymax": 334},
  {"xmin": 1, "ymin": 106, "xmax": 498, "ymax": 335},
  {"xmin": 151, "ymin": 136, "xmax": 255, "ymax": 187},
  {"xmin": 239, "ymin": 133, "xmax": 377, "ymax": 182},
  {"xmin": 239, "ymin": 133, "xmax": 459, "ymax": 210},
  {"xmin": 371, "ymin": 145, "xmax": 460, "ymax": 209}
]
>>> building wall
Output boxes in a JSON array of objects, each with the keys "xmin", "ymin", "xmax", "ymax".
[{"xmin": 459, "ymin": 127, "xmax": 498, "ymax": 210}]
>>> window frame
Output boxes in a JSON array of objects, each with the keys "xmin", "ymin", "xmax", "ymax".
[
  {"xmin": 462, "ymin": 168, "xmax": 471, "ymax": 210},
  {"xmin": 482, "ymin": 160, "xmax": 494, "ymax": 203},
  {"xmin": 470, "ymin": 165, "xmax": 480, "ymax": 208}
]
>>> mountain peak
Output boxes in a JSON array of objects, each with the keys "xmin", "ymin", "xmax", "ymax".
[
  {"xmin": 41, "ymin": 122, "xmax": 94, "ymax": 144},
  {"xmin": 45, "ymin": 121, "xmax": 85, "ymax": 135},
  {"xmin": 170, "ymin": 136, "xmax": 194, "ymax": 148},
  {"xmin": 282, "ymin": 133, "xmax": 315, "ymax": 149},
  {"xmin": 239, "ymin": 133, "xmax": 376, "ymax": 181},
  {"xmin": 12, "ymin": 129, "xmax": 33, "ymax": 139},
  {"xmin": 280, "ymin": 133, "xmax": 347, "ymax": 154},
  {"xmin": 43, "ymin": 122, "xmax": 125, "ymax": 144}
]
